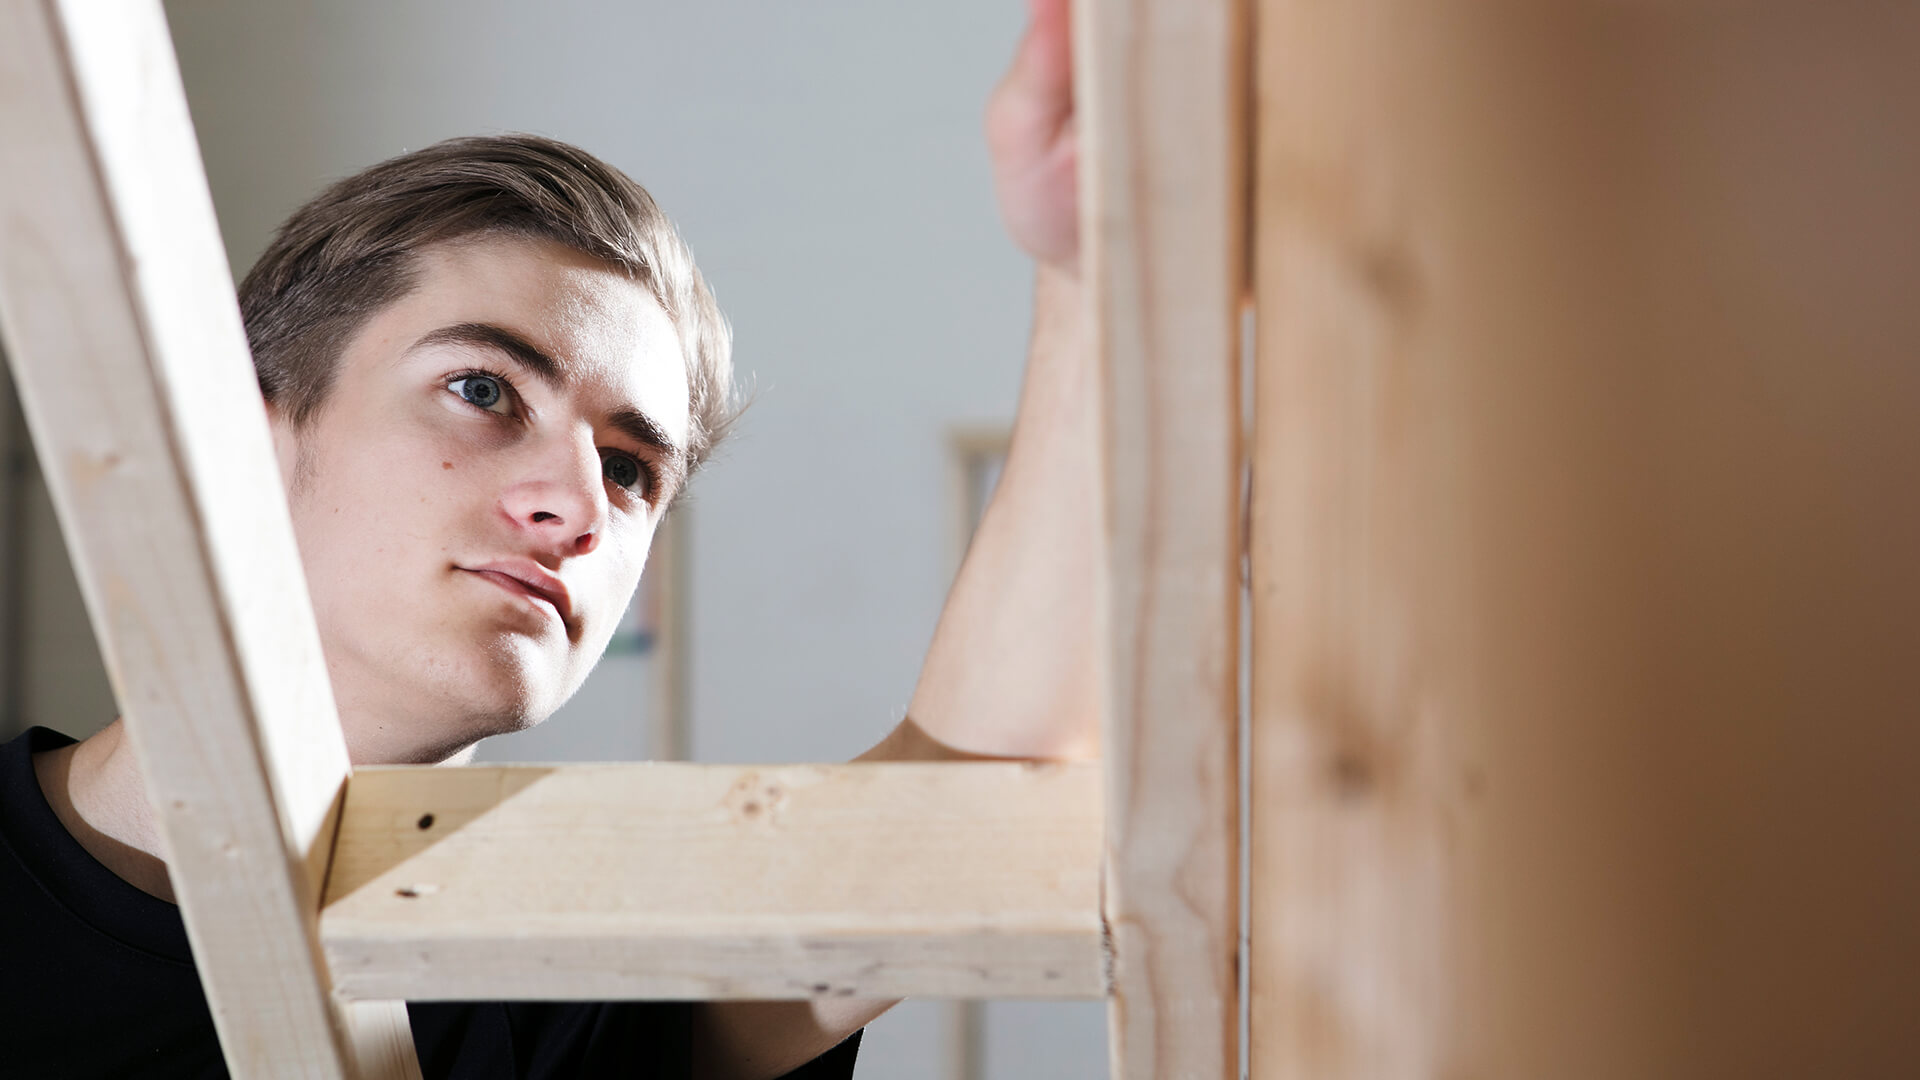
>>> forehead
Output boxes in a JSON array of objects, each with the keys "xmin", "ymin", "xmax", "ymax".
[{"xmin": 388, "ymin": 233, "xmax": 691, "ymax": 448}]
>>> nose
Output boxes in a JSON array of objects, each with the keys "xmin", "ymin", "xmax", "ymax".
[{"xmin": 498, "ymin": 425, "xmax": 605, "ymax": 557}]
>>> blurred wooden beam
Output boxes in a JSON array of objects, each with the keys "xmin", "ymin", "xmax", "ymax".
[{"xmin": 1250, "ymin": 3, "xmax": 1920, "ymax": 1076}]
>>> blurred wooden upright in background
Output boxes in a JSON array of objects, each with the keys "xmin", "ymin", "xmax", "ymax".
[{"xmin": 1247, "ymin": 3, "xmax": 1920, "ymax": 1078}]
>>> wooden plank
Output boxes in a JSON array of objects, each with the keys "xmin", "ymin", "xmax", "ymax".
[
  {"xmin": 1075, "ymin": 0, "xmax": 1248, "ymax": 1077},
  {"xmin": 0, "ymin": 1, "xmax": 413, "ymax": 1075},
  {"xmin": 319, "ymin": 761, "xmax": 1105, "ymax": 1001},
  {"xmin": 1251, "ymin": 3, "xmax": 1920, "ymax": 1077},
  {"xmin": 1247, "ymin": 6, "xmax": 1450, "ymax": 1070}
]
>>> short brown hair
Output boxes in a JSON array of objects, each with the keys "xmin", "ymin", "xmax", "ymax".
[{"xmin": 238, "ymin": 133, "xmax": 736, "ymax": 474}]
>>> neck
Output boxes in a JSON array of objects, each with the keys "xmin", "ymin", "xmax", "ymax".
[
  {"xmin": 35, "ymin": 708, "xmax": 477, "ymax": 904},
  {"xmin": 33, "ymin": 718, "xmax": 177, "ymax": 902}
]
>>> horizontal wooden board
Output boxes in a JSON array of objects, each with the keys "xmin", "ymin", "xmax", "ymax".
[{"xmin": 321, "ymin": 761, "xmax": 1106, "ymax": 1001}]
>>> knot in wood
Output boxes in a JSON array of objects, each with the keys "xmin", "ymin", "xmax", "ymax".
[{"xmin": 724, "ymin": 772, "xmax": 789, "ymax": 825}]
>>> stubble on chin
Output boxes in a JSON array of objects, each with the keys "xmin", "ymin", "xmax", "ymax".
[
  {"xmin": 333, "ymin": 629, "xmax": 561, "ymax": 765},
  {"xmin": 428, "ymin": 638, "xmax": 571, "ymax": 758}
]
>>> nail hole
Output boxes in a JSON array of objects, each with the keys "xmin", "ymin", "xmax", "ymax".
[{"xmin": 417, "ymin": 813, "xmax": 435, "ymax": 830}]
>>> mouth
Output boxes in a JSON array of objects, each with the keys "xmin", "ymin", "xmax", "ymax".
[{"xmin": 458, "ymin": 561, "xmax": 574, "ymax": 626}]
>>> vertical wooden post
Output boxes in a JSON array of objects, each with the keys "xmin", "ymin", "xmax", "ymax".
[
  {"xmin": 1078, "ymin": 0, "xmax": 1249, "ymax": 1077},
  {"xmin": 0, "ymin": 1, "xmax": 415, "ymax": 1075},
  {"xmin": 1251, "ymin": 3, "xmax": 1920, "ymax": 1076}
]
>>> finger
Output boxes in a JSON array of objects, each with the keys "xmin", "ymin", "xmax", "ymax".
[
  {"xmin": 1026, "ymin": 0, "xmax": 1072, "ymax": 94},
  {"xmin": 1013, "ymin": 0, "xmax": 1073, "ymax": 105},
  {"xmin": 989, "ymin": 0, "xmax": 1074, "ymax": 156}
]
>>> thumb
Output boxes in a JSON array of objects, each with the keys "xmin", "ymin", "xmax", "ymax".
[
  {"xmin": 1010, "ymin": 0, "xmax": 1073, "ymax": 111},
  {"xmin": 991, "ymin": 0, "xmax": 1075, "ymax": 155}
]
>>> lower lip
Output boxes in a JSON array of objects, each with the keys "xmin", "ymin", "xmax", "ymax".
[{"xmin": 466, "ymin": 569, "xmax": 562, "ymax": 621}]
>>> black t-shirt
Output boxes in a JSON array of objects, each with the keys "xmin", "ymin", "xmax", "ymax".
[{"xmin": 0, "ymin": 727, "xmax": 859, "ymax": 1078}]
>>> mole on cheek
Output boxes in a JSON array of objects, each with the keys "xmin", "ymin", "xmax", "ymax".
[{"xmin": 441, "ymin": 461, "xmax": 454, "ymax": 470}]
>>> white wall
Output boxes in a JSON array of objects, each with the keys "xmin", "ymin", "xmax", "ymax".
[
  {"xmin": 156, "ymin": 2, "xmax": 1106, "ymax": 1076},
  {"xmin": 0, "ymin": 365, "xmax": 118, "ymax": 745},
  {"xmin": 165, "ymin": 0, "xmax": 1037, "ymax": 764}
]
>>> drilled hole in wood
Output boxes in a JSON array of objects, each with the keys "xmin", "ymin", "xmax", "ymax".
[{"xmin": 417, "ymin": 813, "xmax": 435, "ymax": 830}]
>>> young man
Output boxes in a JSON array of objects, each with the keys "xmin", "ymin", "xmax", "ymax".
[{"xmin": 0, "ymin": 2, "xmax": 1093, "ymax": 1078}]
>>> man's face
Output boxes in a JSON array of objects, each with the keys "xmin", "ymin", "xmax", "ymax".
[{"xmin": 270, "ymin": 234, "xmax": 691, "ymax": 765}]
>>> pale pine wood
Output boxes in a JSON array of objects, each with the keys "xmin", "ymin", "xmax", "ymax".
[
  {"xmin": 0, "ymin": 1, "xmax": 414, "ymax": 1074},
  {"xmin": 1251, "ymin": 4, "xmax": 1920, "ymax": 1077},
  {"xmin": 1248, "ymin": 7, "xmax": 1450, "ymax": 1071},
  {"xmin": 321, "ymin": 761, "xmax": 1106, "ymax": 1001},
  {"xmin": 344, "ymin": 1002, "xmax": 424, "ymax": 1080},
  {"xmin": 1075, "ymin": 0, "xmax": 1248, "ymax": 1077}
]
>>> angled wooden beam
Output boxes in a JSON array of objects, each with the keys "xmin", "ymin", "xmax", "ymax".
[
  {"xmin": 320, "ymin": 761, "xmax": 1105, "ymax": 1001},
  {"xmin": 0, "ymin": 1, "xmax": 414, "ymax": 1075},
  {"xmin": 1077, "ymin": 0, "xmax": 1249, "ymax": 1077}
]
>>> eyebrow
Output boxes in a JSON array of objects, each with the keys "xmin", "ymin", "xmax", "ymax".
[
  {"xmin": 414, "ymin": 321, "xmax": 571, "ymax": 385},
  {"xmin": 411, "ymin": 321, "xmax": 689, "ymax": 496}
]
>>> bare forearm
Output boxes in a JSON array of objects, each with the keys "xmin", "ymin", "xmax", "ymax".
[{"xmin": 898, "ymin": 263, "xmax": 1098, "ymax": 759}]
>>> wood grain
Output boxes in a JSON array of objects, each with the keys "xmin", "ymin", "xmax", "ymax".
[
  {"xmin": 321, "ymin": 761, "xmax": 1105, "ymax": 1001},
  {"xmin": 1250, "ymin": 3, "xmax": 1920, "ymax": 1077},
  {"xmin": 1075, "ymin": 0, "xmax": 1249, "ymax": 1077},
  {"xmin": 0, "ymin": 1, "xmax": 412, "ymax": 1074}
]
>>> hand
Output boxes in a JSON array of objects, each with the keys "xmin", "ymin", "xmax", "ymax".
[{"xmin": 986, "ymin": 0, "xmax": 1079, "ymax": 273}]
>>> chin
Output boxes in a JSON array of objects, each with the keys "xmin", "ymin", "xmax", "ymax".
[
  {"xmin": 361, "ymin": 699, "xmax": 546, "ymax": 766},
  {"xmin": 439, "ymin": 682, "xmax": 561, "ymax": 750},
  {"xmin": 347, "ymin": 642, "xmax": 577, "ymax": 765},
  {"xmin": 330, "ymin": 618, "xmax": 595, "ymax": 760}
]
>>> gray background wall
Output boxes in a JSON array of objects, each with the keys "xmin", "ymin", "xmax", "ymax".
[{"xmin": 0, "ymin": 2, "xmax": 1105, "ymax": 1076}]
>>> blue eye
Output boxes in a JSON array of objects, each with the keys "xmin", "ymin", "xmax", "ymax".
[
  {"xmin": 449, "ymin": 374, "xmax": 510, "ymax": 413},
  {"xmin": 602, "ymin": 451, "xmax": 646, "ymax": 493}
]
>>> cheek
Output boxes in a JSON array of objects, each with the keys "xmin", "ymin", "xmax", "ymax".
[
  {"xmin": 289, "ymin": 420, "xmax": 474, "ymax": 564},
  {"xmin": 617, "ymin": 518, "xmax": 660, "ymax": 584},
  {"xmin": 587, "ymin": 525, "xmax": 657, "ymax": 627}
]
